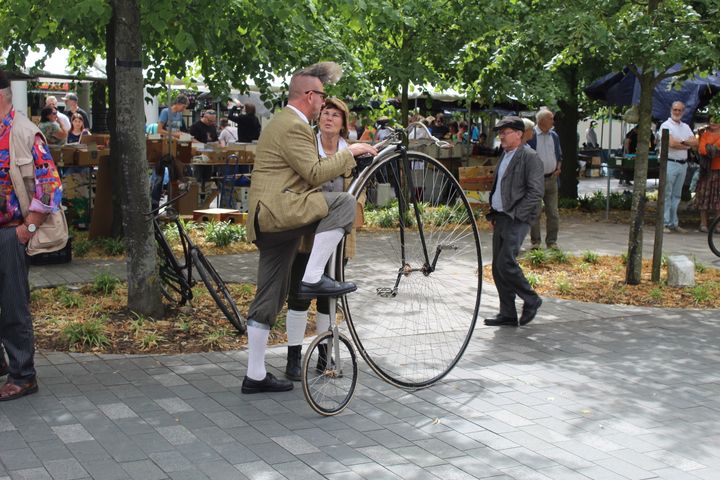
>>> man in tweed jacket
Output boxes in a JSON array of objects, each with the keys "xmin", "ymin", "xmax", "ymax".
[{"xmin": 242, "ymin": 62, "xmax": 376, "ymax": 394}]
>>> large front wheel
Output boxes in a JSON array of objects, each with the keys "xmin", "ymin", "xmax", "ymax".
[
  {"xmin": 302, "ymin": 330, "xmax": 358, "ymax": 416},
  {"xmin": 341, "ymin": 152, "xmax": 481, "ymax": 389}
]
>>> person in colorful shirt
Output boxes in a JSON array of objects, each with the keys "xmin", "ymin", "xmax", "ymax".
[{"xmin": 0, "ymin": 69, "xmax": 63, "ymax": 401}]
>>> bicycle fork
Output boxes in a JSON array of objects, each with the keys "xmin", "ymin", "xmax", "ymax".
[{"xmin": 324, "ymin": 250, "xmax": 345, "ymax": 376}]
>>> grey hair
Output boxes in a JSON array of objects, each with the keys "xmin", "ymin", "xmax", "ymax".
[
  {"xmin": 522, "ymin": 118, "xmax": 535, "ymax": 130},
  {"xmin": 292, "ymin": 61, "xmax": 343, "ymax": 85},
  {"xmin": 536, "ymin": 108, "xmax": 553, "ymax": 122}
]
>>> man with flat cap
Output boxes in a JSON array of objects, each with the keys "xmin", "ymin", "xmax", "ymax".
[{"xmin": 485, "ymin": 116, "xmax": 544, "ymax": 327}]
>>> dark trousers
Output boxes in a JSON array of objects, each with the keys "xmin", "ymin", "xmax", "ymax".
[
  {"xmin": 0, "ymin": 227, "xmax": 36, "ymax": 383},
  {"xmin": 247, "ymin": 192, "xmax": 355, "ymax": 326},
  {"xmin": 287, "ymin": 252, "xmax": 330, "ymax": 315},
  {"xmin": 491, "ymin": 214, "xmax": 539, "ymax": 318},
  {"xmin": 247, "ymin": 224, "xmax": 315, "ymax": 327}
]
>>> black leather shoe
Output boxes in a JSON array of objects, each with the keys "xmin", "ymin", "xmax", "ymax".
[
  {"xmin": 519, "ymin": 298, "xmax": 542, "ymax": 326},
  {"xmin": 297, "ymin": 274, "xmax": 357, "ymax": 299},
  {"xmin": 484, "ymin": 314, "xmax": 518, "ymax": 326},
  {"xmin": 285, "ymin": 346, "xmax": 302, "ymax": 382},
  {"xmin": 241, "ymin": 372, "xmax": 294, "ymax": 394},
  {"xmin": 0, "ymin": 362, "xmax": 7, "ymax": 377}
]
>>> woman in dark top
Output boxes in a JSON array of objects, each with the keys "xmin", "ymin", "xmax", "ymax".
[
  {"xmin": 227, "ymin": 103, "xmax": 261, "ymax": 142},
  {"xmin": 67, "ymin": 113, "xmax": 90, "ymax": 143}
]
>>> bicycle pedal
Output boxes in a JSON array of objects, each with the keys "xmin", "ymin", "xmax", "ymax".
[{"xmin": 376, "ymin": 287, "xmax": 396, "ymax": 298}]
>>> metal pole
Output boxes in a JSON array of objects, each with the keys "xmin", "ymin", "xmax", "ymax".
[
  {"xmin": 606, "ymin": 115, "xmax": 613, "ymax": 219},
  {"xmin": 652, "ymin": 129, "xmax": 669, "ymax": 282}
]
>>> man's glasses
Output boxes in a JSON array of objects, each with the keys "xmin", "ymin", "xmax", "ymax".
[{"xmin": 305, "ymin": 89, "xmax": 327, "ymax": 100}]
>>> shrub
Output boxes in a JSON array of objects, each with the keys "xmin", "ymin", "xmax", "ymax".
[
  {"xmin": 62, "ymin": 317, "xmax": 110, "ymax": 350},
  {"xmin": 526, "ymin": 272, "xmax": 540, "ymax": 288},
  {"xmin": 92, "ymin": 271, "xmax": 121, "ymax": 295},
  {"xmin": 549, "ymin": 248, "xmax": 570, "ymax": 264},
  {"xmin": 73, "ymin": 238, "xmax": 92, "ymax": 257},
  {"xmin": 558, "ymin": 197, "xmax": 579, "ymax": 209},
  {"xmin": 689, "ymin": 284, "xmax": 711, "ymax": 304},
  {"xmin": 582, "ymin": 251, "xmax": 599, "ymax": 264},
  {"xmin": 204, "ymin": 221, "xmax": 246, "ymax": 247},
  {"xmin": 139, "ymin": 331, "xmax": 163, "ymax": 350},
  {"xmin": 556, "ymin": 276, "xmax": 572, "ymax": 294},
  {"xmin": 100, "ymin": 237, "xmax": 125, "ymax": 256},
  {"xmin": 523, "ymin": 248, "xmax": 549, "ymax": 266},
  {"xmin": 56, "ymin": 286, "xmax": 83, "ymax": 308},
  {"xmin": 693, "ymin": 256, "xmax": 706, "ymax": 273}
]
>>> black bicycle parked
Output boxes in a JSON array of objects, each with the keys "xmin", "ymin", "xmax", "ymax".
[{"xmin": 148, "ymin": 192, "xmax": 246, "ymax": 334}]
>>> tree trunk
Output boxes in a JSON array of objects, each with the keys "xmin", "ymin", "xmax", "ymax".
[
  {"xmin": 110, "ymin": 0, "xmax": 164, "ymax": 317},
  {"xmin": 624, "ymin": 72, "xmax": 655, "ymax": 285},
  {"xmin": 556, "ymin": 66, "xmax": 579, "ymax": 200}
]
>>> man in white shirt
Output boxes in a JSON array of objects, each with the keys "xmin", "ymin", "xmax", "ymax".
[
  {"xmin": 659, "ymin": 101, "xmax": 697, "ymax": 233},
  {"xmin": 527, "ymin": 108, "xmax": 562, "ymax": 249}
]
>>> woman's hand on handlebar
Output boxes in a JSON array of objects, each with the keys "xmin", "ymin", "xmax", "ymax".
[{"xmin": 348, "ymin": 142, "xmax": 378, "ymax": 158}]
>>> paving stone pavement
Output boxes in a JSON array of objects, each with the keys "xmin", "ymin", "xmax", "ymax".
[{"xmin": 8, "ymin": 211, "xmax": 720, "ymax": 479}]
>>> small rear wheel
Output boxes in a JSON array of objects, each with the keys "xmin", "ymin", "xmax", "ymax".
[
  {"xmin": 302, "ymin": 330, "xmax": 358, "ymax": 416},
  {"xmin": 191, "ymin": 249, "xmax": 246, "ymax": 334},
  {"xmin": 709, "ymin": 216, "xmax": 720, "ymax": 257}
]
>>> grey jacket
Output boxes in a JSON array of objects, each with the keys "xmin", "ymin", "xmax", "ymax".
[{"xmin": 488, "ymin": 145, "xmax": 544, "ymax": 224}]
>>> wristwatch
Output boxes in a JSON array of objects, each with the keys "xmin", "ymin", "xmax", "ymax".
[{"xmin": 26, "ymin": 223, "xmax": 37, "ymax": 234}]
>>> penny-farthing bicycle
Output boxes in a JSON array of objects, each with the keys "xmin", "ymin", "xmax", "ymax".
[{"xmin": 302, "ymin": 123, "xmax": 482, "ymax": 415}]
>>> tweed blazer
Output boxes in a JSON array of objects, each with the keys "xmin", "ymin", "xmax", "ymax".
[
  {"xmin": 246, "ymin": 107, "xmax": 356, "ymax": 243},
  {"xmin": 488, "ymin": 145, "xmax": 544, "ymax": 224}
]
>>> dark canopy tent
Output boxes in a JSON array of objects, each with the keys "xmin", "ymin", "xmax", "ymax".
[{"xmin": 585, "ymin": 65, "xmax": 720, "ymax": 124}]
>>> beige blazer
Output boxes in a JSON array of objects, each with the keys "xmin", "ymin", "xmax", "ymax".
[{"xmin": 246, "ymin": 107, "xmax": 356, "ymax": 243}]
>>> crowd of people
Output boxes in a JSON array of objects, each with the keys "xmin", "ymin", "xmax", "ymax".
[
  {"xmin": 156, "ymin": 95, "xmax": 263, "ymax": 146},
  {"xmin": 37, "ymin": 94, "xmax": 92, "ymax": 146},
  {"xmin": 2, "ymin": 59, "xmax": 719, "ymax": 403}
]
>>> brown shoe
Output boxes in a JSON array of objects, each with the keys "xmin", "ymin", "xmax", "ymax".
[{"xmin": 0, "ymin": 379, "xmax": 38, "ymax": 401}]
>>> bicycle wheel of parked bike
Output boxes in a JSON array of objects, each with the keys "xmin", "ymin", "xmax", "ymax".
[
  {"xmin": 191, "ymin": 249, "xmax": 247, "ymax": 334},
  {"xmin": 302, "ymin": 330, "xmax": 358, "ymax": 416},
  {"xmin": 341, "ymin": 151, "xmax": 481, "ymax": 389},
  {"xmin": 155, "ymin": 228, "xmax": 193, "ymax": 305},
  {"xmin": 709, "ymin": 216, "xmax": 720, "ymax": 257}
]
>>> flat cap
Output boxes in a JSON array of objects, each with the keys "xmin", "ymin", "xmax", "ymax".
[
  {"xmin": 493, "ymin": 116, "xmax": 525, "ymax": 132},
  {"xmin": 63, "ymin": 93, "xmax": 78, "ymax": 101}
]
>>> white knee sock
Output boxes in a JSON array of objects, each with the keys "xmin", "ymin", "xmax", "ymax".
[
  {"xmin": 315, "ymin": 312, "xmax": 330, "ymax": 334},
  {"xmin": 285, "ymin": 309, "xmax": 308, "ymax": 346},
  {"xmin": 302, "ymin": 228, "xmax": 344, "ymax": 284},
  {"xmin": 246, "ymin": 323, "xmax": 269, "ymax": 381}
]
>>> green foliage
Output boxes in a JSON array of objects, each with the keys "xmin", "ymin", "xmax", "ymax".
[
  {"xmin": 139, "ymin": 331, "xmax": 163, "ymax": 350},
  {"xmin": 56, "ymin": 286, "xmax": 83, "ymax": 308},
  {"xmin": 203, "ymin": 221, "xmax": 246, "ymax": 247},
  {"xmin": 523, "ymin": 248, "xmax": 549, "ymax": 266},
  {"xmin": 73, "ymin": 238, "xmax": 92, "ymax": 257},
  {"xmin": 693, "ymin": 257, "xmax": 706, "ymax": 274},
  {"xmin": 526, "ymin": 272, "xmax": 540, "ymax": 289},
  {"xmin": 620, "ymin": 252, "xmax": 628, "ymax": 265},
  {"xmin": 578, "ymin": 191, "xmax": 632, "ymax": 212},
  {"xmin": 556, "ymin": 276, "xmax": 571, "ymax": 294},
  {"xmin": 177, "ymin": 319, "xmax": 192, "ymax": 333},
  {"xmin": 689, "ymin": 284, "xmax": 711, "ymax": 304},
  {"xmin": 93, "ymin": 272, "xmax": 121, "ymax": 295},
  {"xmin": 549, "ymin": 248, "xmax": 570, "ymax": 264},
  {"xmin": 649, "ymin": 287, "xmax": 663, "ymax": 301},
  {"xmin": 558, "ymin": 197, "xmax": 579, "ymax": 209},
  {"xmin": 582, "ymin": 251, "xmax": 599, "ymax": 264},
  {"xmin": 100, "ymin": 237, "xmax": 125, "ymax": 256},
  {"xmin": 203, "ymin": 327, "xmax": 231, "ymax": 348},
  {"xmin": 62, "ymin": 317, "xmax": 110, "ymax": 350}
]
